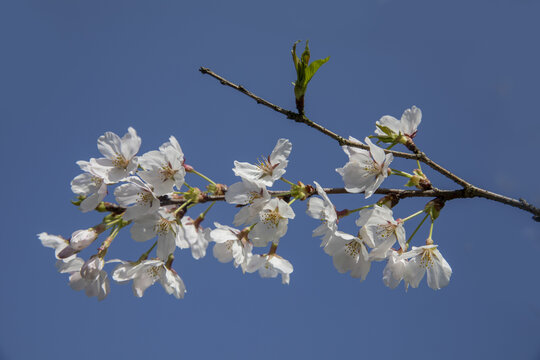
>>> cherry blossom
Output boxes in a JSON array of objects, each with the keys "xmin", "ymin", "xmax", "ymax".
[
  {"xmin": 382, "ymin": 250, "xmax": 410, "ymax": 289},
  {"xmin": 130, "ymin": 210, "xmax": 180, "ymax": 261},
  {"xmin": 249, "ymin": 198, "xmax": 295, "ymax": 247},
  {"xmin": 209, "ymin": 222, "xmax": 253, "ymax": 271},
  {"xmin": 177, "ymin": 217, "xmax": 210, "ymax": 260},
  {"xmin": 402, "ymin": 242, "xmax": 452, "ymax": 290},
  {"xmin": 246, "ymin": 253, "xmax": 293, "ymax": 285},
  {"xmin": 323, "ymin": 231, "xmax": 373, "ymax": 281},
  {"xmin": 233, "ymin": 138, "xmax": 292, "ymax": 187},
  {"xmin": 225, "ymin": 178, "xmax": 271, "ymax": 227},
  {"xmin": 95, "ymin": 127, "xmax": 141, "ymax": 183},
  {"xmin": 138, "ymin": 136, "xmax": 186, "ymax": 196},
  {"xmin": 68, "ymin": 256, "xmax": 110, "ymax": 301},
  {"xmin": 111, "ymin": 259, "xmax": 186, "ymax": 299},
  {"xmin": 336, "ymin": 137, "xmax": 393, "ymax": 198},
  {"xmin": 114, "ymin": 177, "xmax": 160, "ymax": 221},
  {"xmin": 71, "ymin": 159, "xmax": 109, "ymax": 212},
  {"xmin": 376, "ymin": 106, "xmax": 422, "ymax": 140},
  {"xmin": 356, "ymin": 205, "xmax": 405, "ymax": 260}
]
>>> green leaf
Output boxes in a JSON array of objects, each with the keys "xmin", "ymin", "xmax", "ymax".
[{"xmin": 304, "ymin": 56, "xmax": 330, "ymax": 84}]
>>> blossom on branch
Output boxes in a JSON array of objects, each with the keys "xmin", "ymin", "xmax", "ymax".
[
  {"xmin": 233, "ymin": 138, "xmax": 292, "ymax": 187},
  {"xmin": 112, "ymin": 259, "xmax": 186, "ymax": 299},
  {"xmin": 246, "ymin": 253, "xmax": 294, "ymax": 285},
  {"xmin": 336, "ymin": 137, "xmax": 393, "ymax": 198},
  {"xmin": 114, "ymin": 177, "xmax": 160, "ymax": 221},
  {"xmin": 375, "ymin": 106, "xmax": 422, "ymax": 142},
  {"xmin": 95, "ymin": 127, "xmax": 141, "ymax": 183},
  {"xmin": 138, "ymin": 136, "xmax": 186, "ymax": 196}
]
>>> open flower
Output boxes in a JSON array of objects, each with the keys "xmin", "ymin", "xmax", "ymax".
[
  {"xmin": 356, "ymin": 205, "xmax": 405, "ymax": 260},
  {"xmin": 402, "ymin": 242, "xmax": 452, "ymax": 290},
  {"xmin": 382, "ymin": 249, "xmax": 410, "ymax": 289},
  {"xmin": 209, "ymin": 223, "xmax": 253, "ymax": 272},
  {"xmin": 114, "ymin": 177, "xmax": 160, "ymax": 221},
  {"xmin": 95, "ymin": 127, "xmax": 141, "ymax": 183},
  {"xmin": 225, "ymin": 178, "xmax": 271, "ymax": 226},
  {"xmin": 246, "ymin": 253, "xmax": 293, "ymax": 285},
  {"xmin": 111, "ymin": 259, "xmax": 186, "ymax": 299},
  {"xmin": 249, "ymin": 198, "xmax": 295, "ymax": 247},
  {"xmin": 138, "ymin": 136, "xmax": 186, "ymax": 196},
  {"xmin": 177, "ymin": 217, "xmax": 210, "ymax": 260},
  {"xmin": 71, "ymin": 159, "xmax": 109, "ymax": 212},
  {"xmin": 130, "ymin": 209, "xmax": 180, "ymax": 261},
  {"xmin": 233, "ymin": 138, "xmax": 292, "ymax": 187},
  {"xmin": 324, "ymin": 231, "xmax": 372, "ymax": 281},
  {"xmin": 336, "ymin": 137, "xmax": 393, "ymax": 198},
  {"xmin": 375, "ymin": 106, "xmax": 422, "ymax": 141}
]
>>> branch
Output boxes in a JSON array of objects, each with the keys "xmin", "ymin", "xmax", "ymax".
[{"xmin": 199, "ymin": 67, "xmax": 540, "ymax": 221}]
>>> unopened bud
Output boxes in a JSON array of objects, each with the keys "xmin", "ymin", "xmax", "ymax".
[
  {"xmin": 80, "ymin": 255, "xmax": 104, "ymax": 280},
  {"xmin": 70, "ymin": 228, "xmax": 100, "ymax": 251},
  {"xmin": 424, "ymin": 198, "xmax": 445, "ymax": 220}
]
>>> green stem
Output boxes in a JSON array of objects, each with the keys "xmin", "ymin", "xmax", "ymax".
[
  {"xmin": 348, "ymin": 204, "xmax": 374, "ymax": 214},
  {"xmin": 428, "ymin": 220, "xmax": 434, "ymax": 239},
  {"xmin": 288, "ymin": 198, "xmax": 297, "ymax": 206},
  {"xmin": 139, "ymin": 240, "xmax": 158, "ymax": 261},
  {"xmin": 416, "ymin": 159, "xmax": 422, "ymax": 171},
  {"xmin": 391, "ymin": 169, "xmax": 412, "ymax": 178},
  {"xmin": 183, "ymin": 182, "xmax": 194, "ymax": 190},
  {"xmin": 401, "ymin": 209, "xmax": 425, "ymax": 222},
  {"xmin": 406, "ymin": 213, "xmax": 429, "ymax": 245},
  {"xmin": 174, "ymin": 200, "xmax": 192, "ymax": 216},
  {"xmin": 386, "ymin": 143, "xmax": 397, "ymax": 150},
  {"xmin": 191, "ymin": 169, "xmax": 216, "ymax": 185},
  {"xmin": 280, "ymin": 177, "xmax": 295, "ymax": 186},
  {"xmin": 199, "ymin": 201, "xmax": 216, "ymax": 219}
]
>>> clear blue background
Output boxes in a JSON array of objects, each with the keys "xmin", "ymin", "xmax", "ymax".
[{"xmin": 1, "ymin": 1, "xmax": 539, "ymax": 359}]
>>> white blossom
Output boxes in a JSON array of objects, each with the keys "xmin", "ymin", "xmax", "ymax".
[
  {"xmin": 177, "ymin": 217, "xmax": 210, "ymax": 260},
  {"xmin": 323, "ymin": 231, "xmax": 372, "ymax": 281},
  {"xmin": 71, "ymin": 159, "xmax": 109, "ymax": 212},
  {"xmin": 382, "ymin": 250, "xmax": 410, "ymax": 289},
  {"xmin": 249, "ymin": 198, "xmax": 295, "ymax": 247},
  {"xmin": 233, "ymin": 138, "xmax": 292, "ymax": 187},
  {"xmin": 209, "ymin": 222, "xmax": 253, "ymax": 272},
  {"xmin": 356, "ymin": 205, "xmax": 405, "ymax": 260},
  {"xmin": 246, "ymin": 254, "xmax": 293, "ymax": 285},
  {"xmin": 114, "ymin": 177, "xmax": 160, "ymax": 221},
  {"xmin": 336, "ymin": 137, "xmax": 393, "ymax": 198},
  {"xmin": 112, "ymin": 259, "xmax": 186, "ymax": 299},
  {"xmin": 95, "ymin": 127, "xmax": 141, "ymax": 183},
  {"xmin": 402, "ymin": 243, "xmax": 452, "ymax": 290},
  {"xmin": 225, "ymin": 178, "xmax": 271, "ymax": 226},
  {"xmin": 130, "ymin": 209, "xmax": 179, "ymax": 261},
  {"xmin": 38, "ymin": 232, "xmax": 72, "ymax": 260},
  {"xmin": 138, "ymin": 136, "xmax": 186, "ymax": 196},
  {"xmin": 376, "ymin": 106, "xmax": 422, "ymax": 139},
  {"xmin": 67, "ymin": 256, "xmax": 110, "ymax": 301}
]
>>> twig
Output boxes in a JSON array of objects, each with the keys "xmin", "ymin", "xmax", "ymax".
[{"xmin": 199, "ymin": 67, "xmax": 540, "ymax": 221}]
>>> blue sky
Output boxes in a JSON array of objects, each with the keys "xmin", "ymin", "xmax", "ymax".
[{"xmin": 1, "ymin": 1, "xmax": 540, "ymax": 359}]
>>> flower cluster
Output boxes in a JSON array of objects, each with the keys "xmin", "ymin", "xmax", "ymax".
[{"xmin": 39, "ymin": 106, "xmax": 454, "ymax": 301}]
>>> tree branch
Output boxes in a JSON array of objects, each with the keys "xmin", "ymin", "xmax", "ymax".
[{"xmin": 199, "ymin": 67, "xmax": 540, "ymax": 221}]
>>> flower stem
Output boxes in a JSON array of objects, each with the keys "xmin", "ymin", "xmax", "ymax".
[
  {"xmin": 183, "ymin": 182, "xmax": 194, "ymax": 190},
  {"xmin": 406, "ymin": 213, "xmax": 429, "ymax": 245},
  {"xmin": 391, "ymin": 169, "xmax": 412, "ymax": 178},
  {"xmin": 416, "ymin": 159, "xmax": 422, "ymax": 171},
  {"xmin": 428, "ymin": 219, "xmax": 434, "ymax": 239},
  {"xmin": 199, "ymin": 201, "xmax": 216, "ymax": 219},
  {"xmin": 348, "ymin": 204, "xmax": 374, "ymax": 214},
  {"xmin": 280, "ymin": 177, "xmax": 295, "ymax": 186},
  {"xmin": 138, "ymin": 240, "xmax": 158, "ymax": 261},
  {"xmin": 174, "ymin": 200, "xmax": 192, "ymax": 216},
  {"xmin": 288, "ymin": 198, "xmax": 297, "ymax": 206},
  {"xmin": 191, "ymin": 169, "xmax": 216, "ymax": 185},
  {"xmin": 401, "ymin": 209, "xmax": 425, "ymax": 222}
]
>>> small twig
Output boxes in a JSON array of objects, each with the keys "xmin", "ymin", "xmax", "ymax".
[{"xmin": 199, "ymin": 66, "xmax": 540, "ymax": 221}]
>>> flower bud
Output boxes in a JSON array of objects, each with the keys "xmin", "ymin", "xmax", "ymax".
[
  {"xmin": 70, "ymin": 228, "xmax": 99, "ymax": 251},
  {"xmin": 424, "ymin": 198, "xmax": 445, "ymax": 220},
  {"xmin": 80, "ymin": 255, "xmax": 104, "ymax": 280}
]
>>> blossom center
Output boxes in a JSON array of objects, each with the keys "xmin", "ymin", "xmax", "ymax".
[
  {"xmin": 112, "ymin": 153, "xmax": 130, "ymax": 169},
  {"xmin": 160, "ymin": 163, "xmax": 178, "ymax": 181},
  {"xmin": 137, "ymin": 191, "xmax": 154, "ymax": 205},
  {"xmin": 345, "ymin": 240, "xmax": 362, "ymax": 259},
  {"xmin": 419, "ymin": 249, "xmax": 435, "ymax": 269},
  {"xmin": 261, "ymin": 207, "xmax": 282, "ymax": 228}
]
